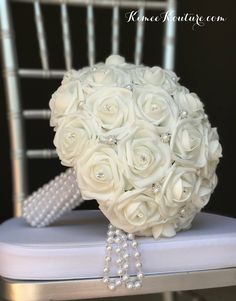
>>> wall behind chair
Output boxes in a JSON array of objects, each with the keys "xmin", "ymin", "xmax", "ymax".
[{"xmin": 1, "ymin": 0, "xmax": 235, "ymax": 223}]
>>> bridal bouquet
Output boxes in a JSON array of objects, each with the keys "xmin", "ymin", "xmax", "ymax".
[{"xmin": 49, "ymin": 55, "xmax": 222, "ymax": 239}]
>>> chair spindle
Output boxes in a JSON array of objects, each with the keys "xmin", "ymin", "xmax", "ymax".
[
  {"xmin": 34, "ymin": 1, "xmax": 49, "ymax": 70},
  {"xmin": 134, "ymin": 7, "xmax": 145, "ymax": 65},
  {"xmin": 87, "ymin": 4, "xmax": 95, "ymax": 66},
  {"xmin": 112, "ymin": 6, "xmax": 119, "ymax": 55},
  {"xmin": 61, "ymin": 3, "xmax": 72, "ymax": 70}
]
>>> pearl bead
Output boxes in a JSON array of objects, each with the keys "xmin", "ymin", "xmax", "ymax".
[
  {"xmin": 115, "ymin": 237, "xmax": 121, "ymax": 244},
  {"xmin": 122, "ymin": 242, "xmax": 128, "ymax": 248},
  {"xmin": 127, "ymin": 233, "xmax": 134, "ymax": 240},
  {"xmin": 115, "ymin": 229, "xmax": 121, "ymax": 235},
  {"xmin": 115, "ymin": 247, "xmax": 121, "ymax": 253},
  {"xmin": 116, "ymin": 258, "xmax": 123, "ymax": 264},
  {"xmin": 134, "ymin": 252, "xmax": 141, "ymax": 258},
  {"xmin": 125, "ymin": 84, "xmax": 133, "ymax": 91},
  {"xmin": 103, "ymin": 267, "xmax": 109, "ymax": 273},
  {"xmin": 107, "ymin": 237, "xmax": 113, "ymax": 244},
  {"xmin": 105, "ymin": 256, "xmax": 111, "ymax": 263},
  {"xmin": 151, "ymin": 103, "xmax": 158, "ymax": 111},
  {"xmin": 95, "ymin": 171, "xmax": 105, "ymax": 179},
  {"xmin": 103, "ymin": 277, "xmax": 109, "ymax": 284},
  {"xmin": 179, "ymin": 208, "xmax": 186, "ymax": 218},
  {"xmin": 115, "ymin": 279, "xmax": 122, "ymax": 287},
  {"xmin": 137, "ymin": 272, "xmax": 144, "ymax": 279},
  {"xmin": 123, "ymin": 274, "xmax": 129, "ymax": 282},
  {"xmin": 132, "ymin": 241, "xmax": 138, "ymax": 248},
  {"xmin": 123, "ymin": 263, "xmax": 129, "ymax": 270},
  {"xmin": 108, "ymin": 224, "xmax": 114, "ymax": 230},
  {"xmin": 121, "ymin": 234, "xmax": 126, "ymax": 240},
  {"xmin": 134, "ymin": 281, "xmax": 141, "ymax": 289},
  {"xmin": 106, "ymin": 245, "xmax": 112, "ymax": 252},
  {"xmin": 123, "ymin": 253, "xmax": 129, "ymax": 259},
  {"xmin": 180, "ymin": 110, "xmax": 188, "ymax": 119},
  {"xmin": 117, "ymin": 269, "xmax": 123, "ymax": 276},
  {"xmin": 107, "ymin": 230, "xmax": 114, "ymax": 237},
  {"xmin": 108, "ymin": 282, "xmax": 116, "ymax": 290},
  {"xmin": 126, "ymin": 282, "xmax": 134, "ymax": 289},
  {"xmin": 136, "ymin": 262, "xmax": 142, "ymax": 268}
]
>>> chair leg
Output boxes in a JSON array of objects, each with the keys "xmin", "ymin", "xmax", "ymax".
[{"xmin": 162, "ymin": 292, "xmax": 175, "ymax": 301}]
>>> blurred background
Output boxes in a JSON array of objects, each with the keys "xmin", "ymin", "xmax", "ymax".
[{"xmin": 0, "ymin": 0, "xmax": 236, "ymax": 224}]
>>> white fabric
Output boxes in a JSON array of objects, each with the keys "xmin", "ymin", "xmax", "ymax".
[{"xmin": 0, "ymin": 210, "xmax": 236, "ymax": 280}]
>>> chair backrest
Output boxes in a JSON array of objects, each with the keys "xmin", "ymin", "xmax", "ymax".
[{"xmin": 0, "ymin": 0, "xmax": 177, "ymax": 217}]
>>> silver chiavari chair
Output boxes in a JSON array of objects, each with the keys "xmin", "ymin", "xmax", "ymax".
[
  {"xmin": 0, "ymin": 0, "xmax": 179, "ymax": 300},
  {"xmin": 0, "ymin": 0, "xmax": 177, "ymax": 218},
  {"xmin": 2, "ymin": 1, "xmax": 236, "ymax": 301}
]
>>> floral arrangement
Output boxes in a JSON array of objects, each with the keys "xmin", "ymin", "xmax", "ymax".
[{"xmin": 49, "ymin": 55, "xmax": 222, "ymax": 239}]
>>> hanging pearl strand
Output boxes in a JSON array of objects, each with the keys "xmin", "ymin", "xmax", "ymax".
[
  {"xmin": 23, "ymin": 168, "xmax": 82, "ymax": 227},
  {"xmin": 103, "ymin": 224, "xmax": 144, "ymax": 290}
]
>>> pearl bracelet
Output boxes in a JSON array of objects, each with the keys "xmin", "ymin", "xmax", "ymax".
[{"xmin": 23, "ymin": 168, "xmax": 82, "ymax": 227}]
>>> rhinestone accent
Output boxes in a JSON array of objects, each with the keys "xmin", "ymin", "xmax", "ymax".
[
  {"xmin": 152, "ymin": 183, "xmax": 161, "ymax": 194},
  {"xmin": 160, "ymin": 133, "xmax": 171, "ymax": 143},
  {"xmin": 99, "ymin": 135, "xmax": 118, "ymax": 145}
]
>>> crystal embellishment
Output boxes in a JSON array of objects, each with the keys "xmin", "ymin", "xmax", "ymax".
[
  {"xmin": 99, "ymin": 135, "xmax": 118, "ymax": 145},
  {"xmin": 160, "ymin": 133, "xmax": 171, "ymax": 143},
  {"xmin": 152, "ymin": 183, "xmax": 161, "ymax": 194}
]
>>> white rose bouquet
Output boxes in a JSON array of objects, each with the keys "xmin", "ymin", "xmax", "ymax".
[{"xmin": 50, "ymin": 55, "xmax": 222, "ymax": 239}]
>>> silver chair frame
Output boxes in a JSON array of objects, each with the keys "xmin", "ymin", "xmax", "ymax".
[
  {"xmin": 1, "ymin": 268, "xmax": 236, "ymax": 301},
  {"xmin": 0, "ymin": 0, "xmax": 177, "ymax": 217}
]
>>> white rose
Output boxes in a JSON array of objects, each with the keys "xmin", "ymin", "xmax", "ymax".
[
  {"xmin": 61, "ymin": 69, "xmax": 80, "ymax": 85},
  {"xmin": 173, "ymin": 90, "xmax": 204, "ymax": 118},
  {"xmin": 99, "ymin": 189, "xmax": 162, "ymax": 234},
  {"xmin": 193, "ymin": 177, "xmax": 217, "ymax": 209},
  {"xmin": 162, "ymin": 69, "xmax": 180, "ymax": 94},
  {"xmin": 53, "ymin": 113, "xmax": 99, "ymax": 167},
  {"xmin": 75, "ymin": 144, "xmax": 124, "ymax": 201},
  {"xmin": 201, "ymin": 160, "xmax": 219, "ymax": 180},
  {"xmin": 157, "ymin": 165, "xmax": 199, "ymax": 218},
  {"xmin": 49, "ymin": 80, "xmax": 84, "ymax": 128},
  {"xmin": 105, "ymin": 54, "xmax": 126, "ymax": 66},
  {"xmin": 118, "ymin": 121, "xmax": 171, "ymax": 188},
  {"xmin": 170, "ymin": 118, "xmax": 208, "ymax": 167},
  {"xmin": 133, "ymin": 85, "xmax": 178, "ymax": 132},
  {"xmin": 199, "ymin": 127, "xmax": 222, "ymax": 179},
  {"xmin": 174, "ymin": 174, "xmax": 217, "ymax": 233},
  {"xmin": 207, "ymin": 127, "xmax": 222, "ymax": 161},
  {"xmin": 85, "ymin": 87, "xmax": 135, "ymax": 132},
  {"xmin": 131, "ymin": 66, "xmax": 179, "ymax": 94},
  {"xmin": 78, "ymin": 63, "xmax": 131, "ymax": 94},
  {"xmin": 174, "ymin": 201, "xmax": 199, "ymax": 232}
]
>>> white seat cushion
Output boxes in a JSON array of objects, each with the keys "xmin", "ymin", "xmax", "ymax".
[{"xmin": 0, "ymin": 210, "xmax": 236, "ymax": 280}]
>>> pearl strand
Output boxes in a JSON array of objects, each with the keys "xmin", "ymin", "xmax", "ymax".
[
  {"xmin": 23, "ymin": 168, "xmax": 83, "ymax": 227},
  {"xmin": 103, "ymin": 224, "xmax": 144, "ymax": 290}
]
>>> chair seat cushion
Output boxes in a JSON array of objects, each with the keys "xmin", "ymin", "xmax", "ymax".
[{"xmin": 0, "ymin": 210, "xmax": 236, "ymax": 280}]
